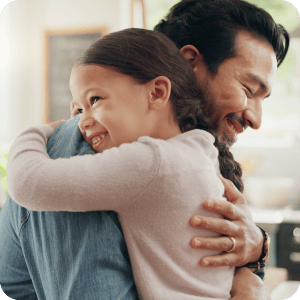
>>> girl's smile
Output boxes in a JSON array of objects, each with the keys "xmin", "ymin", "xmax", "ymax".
[
  {"xmin": 70, "ymin": 64, "xmax": 181, "ymax": 153},
  {"xmin": 70, "ymin": 65, "xmax": 153, "ymax": 152},
  {"xmin": 90, "ymin": 132, "xmax": 109, "ymax": 151}
]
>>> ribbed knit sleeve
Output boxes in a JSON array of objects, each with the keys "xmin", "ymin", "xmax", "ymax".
[{"xmin": 7, "ymin": 126, "xmax": 160, "ymax": 212}]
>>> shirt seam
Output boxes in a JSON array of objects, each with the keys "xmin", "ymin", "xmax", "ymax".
[{"xmin": 118, "ymin": 143, "xmax": 162, "ymax": 211}]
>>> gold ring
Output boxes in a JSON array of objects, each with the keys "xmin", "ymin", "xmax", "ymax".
[{"xmin": 226, "ymin": 237, "xmax": 236, "ymax": 253}]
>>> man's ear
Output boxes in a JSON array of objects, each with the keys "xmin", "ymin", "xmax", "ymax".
[
  {"xmin": 148, "ymin": 76, "xmax": 171, "ymax": 111},
  {"xmin": 180, "ymin": 45, "xmax": 204, "ymax": 69}
]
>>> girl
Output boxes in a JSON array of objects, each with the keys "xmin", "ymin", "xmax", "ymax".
[{"xmin": 7, "ymin": 28, "xmax": 243, "ymax": 299}]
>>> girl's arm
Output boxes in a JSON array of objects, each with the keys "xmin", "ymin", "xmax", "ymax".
[{"xmin": 7, "ymin": 125, "xmax": 159, "ymax": 212}]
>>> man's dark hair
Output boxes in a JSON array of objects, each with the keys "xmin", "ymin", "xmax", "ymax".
[
  {"xmin": 154, "ymin": 0, "xmax": 290, "ymax": 74},
  {"xmin": 77, "ymin": 28, "xmax": 244, "ymax": 191}
]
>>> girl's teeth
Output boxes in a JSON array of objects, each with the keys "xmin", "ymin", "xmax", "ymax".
[{"xmin": 92, "ymin": 134, "xmax": 106, "ymax": 144}]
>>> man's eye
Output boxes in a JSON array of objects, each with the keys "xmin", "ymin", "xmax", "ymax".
[
  {"xmin": 245, "ymin": 86, "xmax": 254, "ymax": 98},
  {"xmin": 91, "ymin": 96, "xmax": 102, "ymax": 105}
]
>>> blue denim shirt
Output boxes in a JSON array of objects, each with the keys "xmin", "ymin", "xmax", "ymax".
[{"xmin": 0, "ymin": 116, "xmax": 138, "ymax": 300}]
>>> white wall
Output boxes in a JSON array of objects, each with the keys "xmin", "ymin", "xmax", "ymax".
[{"xmin": 0, "ymin": 0, "xmax": 127, "ymax": 142}]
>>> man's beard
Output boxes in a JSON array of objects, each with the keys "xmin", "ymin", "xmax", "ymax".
[
  {"xmin": 207, "ymin": 101, "xmax": 239, "ymax": 147},
  {"xmin": 200, "ymin": 81, "xmax": 232, "ymax": 145},
  {"xmin": 202, "ymin": 83, "xmax": 245, "ymax": 147}
]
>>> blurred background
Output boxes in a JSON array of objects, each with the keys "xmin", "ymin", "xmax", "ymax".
[{"xmin": 0, "ymin": 0, "xmax": 300, "ymax": 293}]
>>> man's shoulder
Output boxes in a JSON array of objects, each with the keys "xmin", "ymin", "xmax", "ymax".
[{"xmin": 47, "ymin": 116, "xmax": 95, "ymax": 159}]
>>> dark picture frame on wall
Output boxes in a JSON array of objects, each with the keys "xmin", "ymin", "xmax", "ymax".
[{"xmin": 44, "ymin": 26, "xmax": 109, "ymax": 123}]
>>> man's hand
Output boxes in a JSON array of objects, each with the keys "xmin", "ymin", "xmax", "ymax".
[
  {"xmin": 190, "ymin": 174, "xmax": 263, "ymax": 267},
  {"xmin": 231, "ymin": 267, "xmax": 271, "ymax": 300},
  {"xmin": 48, "ymin": 120, "xmax": 65, "ymax": 131}
]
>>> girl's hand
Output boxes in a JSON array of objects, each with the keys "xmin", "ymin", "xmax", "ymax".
[
  {"xmin": 48, "ymin": 120, "xmax": 65, "ymax": 131},
  {"xmin": 190, "ymin": 174, "xmax": 263, "ymax": 267}
]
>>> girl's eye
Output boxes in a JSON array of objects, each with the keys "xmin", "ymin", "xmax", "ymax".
[
  {"xmin": 77, "ymin": 108, "xmax": 83, "ymax": 114},
  {"xmin": 91, "ymin": 96, "xmax": 102, "ymax": 105}
]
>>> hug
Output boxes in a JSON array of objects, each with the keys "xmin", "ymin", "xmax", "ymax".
[{"xmin": 0, "ymin": 0, "xmax": 289, "ymax": 299}]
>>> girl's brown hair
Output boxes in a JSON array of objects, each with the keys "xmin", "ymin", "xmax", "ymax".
[{"xmin": 77, "ymin": 28, "xmax": 243, "ymax": 192}]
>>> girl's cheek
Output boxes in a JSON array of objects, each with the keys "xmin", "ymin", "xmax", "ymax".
[{"xmin": 80, "ymin": 130, "xmax": 89, "ymax": 143}]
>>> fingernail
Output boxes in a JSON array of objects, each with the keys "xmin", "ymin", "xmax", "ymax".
[
  {"xmin": 192, "ymin": 217, "xmax": 201, "ymax": 226},
  {"xmin": 202, "ymin": 259, "xmax": 209, "ymax": 266},
  {"xmin": 195, "ymin": 239, "xmax": 201, "ymax": 247},
  {"xmin": 207, "ymin": 199, "xmax": 214, "ymax": 208}
]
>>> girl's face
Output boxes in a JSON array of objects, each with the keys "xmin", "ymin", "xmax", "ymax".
[{"xmin": 70, "ymin": 65, "xmax": 152, "ymax": 152}]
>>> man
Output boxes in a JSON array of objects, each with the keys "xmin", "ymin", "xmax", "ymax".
[
  {"xmin": 154, "ymin": 0, "xmax": 288, "ymax": 270},
  {"xmin": 0, "ymin": 0, "xmax": 289, "ymax": 299},
  {"xmin": 0, "ymin": 184, "xmax": 6, "ymax": 208}
]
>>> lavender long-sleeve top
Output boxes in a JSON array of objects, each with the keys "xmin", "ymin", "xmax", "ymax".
[{"xmin": 7, "ymin": 125, "xmax": 234, "ymax": 299}]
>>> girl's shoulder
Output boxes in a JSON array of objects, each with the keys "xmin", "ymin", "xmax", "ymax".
[{"xmin": 136, "ymin": 130, "xmax": 219, "ymax": 175}]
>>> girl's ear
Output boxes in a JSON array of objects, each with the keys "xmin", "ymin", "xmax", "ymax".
[
  {"xmin": 148, "ymin": 76, "xmax": 171, "ymax": 111},
  {"xmin": 180, "ymin": 45, "xmax": 204, "ymax": 69},
  {"xmin": 70, "ymin": 100, "xmax": 79, "ymax": 117}
]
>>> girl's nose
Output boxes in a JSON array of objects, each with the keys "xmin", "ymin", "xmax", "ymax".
[{"xmin": 78, "ymin": 115, "xmax": 95, "ymax": 131}]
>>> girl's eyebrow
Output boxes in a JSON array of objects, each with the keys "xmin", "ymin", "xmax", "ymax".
[
  {"xmin": 72, "ymin": 100, "xmax": 81, "ymax": 107},
  {"xmin": 84, "ymin": 87, "xmax": 107, "ymax": 97},
  {"xmin": 83, "ymin": 88, "xmax": 98, "ymax": 96},
  {"xmin": 72, "ymin": 88, "xmax": 101, "ymax": 105}
]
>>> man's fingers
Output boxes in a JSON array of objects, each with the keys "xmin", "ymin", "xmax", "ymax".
[
  {"xmin": 190, "ymin": 236, "xmax": 236, "ymax": 252},
  {"xmin": 201, "ymin": 198, "xmax": 243, "ymax": 220},
  {"xmin": 191, "ymin": 236, "xmax": 248, "ymax": 267},
  {"xmin": 199, "ymin": 252, "xmax": 237, "ymax": 267},
  {"xmin": 217, "ymin": 173, "xmax": 246, "ymax": 205},
  {"xmin": 190, "ymin": 215, "xmax": 239, "ymax": 235},
  {"xmin": 189, "ymin": 175, "xmax": 261, "ymax": 268},
  {"xmin": 48, "ymin": 120, "xmax": 65, "ymax": 131}
]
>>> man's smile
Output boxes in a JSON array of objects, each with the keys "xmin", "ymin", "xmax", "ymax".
[{"xmin": 228, "ymin": 117, "xmax": 245, "ymax": 136}]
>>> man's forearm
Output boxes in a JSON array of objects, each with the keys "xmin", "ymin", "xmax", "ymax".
[
  {"xmin": 231, "ymin": 267, "xmax": 271, "ymax": 300},
  {"xmin": 249, "ymin": 225, "xmax": 264, "ymax": 262},
  {"xmin": 243, "ymin": 225, "xmax": 270, "ymax": 281}
]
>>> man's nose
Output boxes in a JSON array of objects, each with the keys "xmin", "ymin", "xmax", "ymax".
[{"xmin": 242, "ymin": 99, "xmax": 262, "ymax": 130}]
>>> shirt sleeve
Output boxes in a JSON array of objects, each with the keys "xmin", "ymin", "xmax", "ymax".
[{"xmin": 7, "ymin": 126, "xmax": 160, "ymax": 212}]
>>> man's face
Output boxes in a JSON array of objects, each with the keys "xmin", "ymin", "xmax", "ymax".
[{"xmin": 193, "ymin": 30, "xmax": 277, "ymax": 146}]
